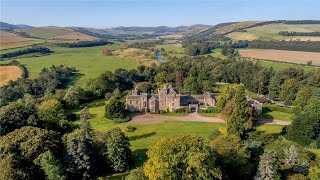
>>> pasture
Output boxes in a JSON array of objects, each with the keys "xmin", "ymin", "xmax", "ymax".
[
  {"xmin": 240, "ymin": 49, "xmax": 320, "ymax": 66},
  {"xmin": 0, "ymin": 43, "xmax": 157, "ymax": 80},
  {"xmin": 0, "ymin": 65, "xmax": 23, "ymax": 86},
  {"xmin": 227, "ymin": 23, "xmax": 320, "ymax": 41}
]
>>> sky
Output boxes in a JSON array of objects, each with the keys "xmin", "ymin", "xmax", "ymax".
[{"xmin": 1, "ymin": 0, "xmax": 320, "ymax": 28}]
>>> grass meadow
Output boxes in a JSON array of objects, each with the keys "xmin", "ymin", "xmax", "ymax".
[{"xmin": 0, "ymin": 43, "xmax": 159, "ymax": 80}]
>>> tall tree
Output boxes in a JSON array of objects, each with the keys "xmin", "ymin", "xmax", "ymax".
[
  {"xmin": 104, "ymin": 128, "xmax": 132, "ymax": 172},
  {"xmin": 144, "ymin": 135, "xmax": 222, "ymax": 180},
  {"xmin": 39, "ymin": 151, "xmax": 66, "ymax": 180},
  {"xmin": 254, "ymin": 151, "xmax": 280, "ymax": 180},
  {"xmin": 227, "ymin": 86, "xmax": 254, "ymax": 139},
  {"xmin": 279, "ymin": 78, "xmax": 300, "ymax": 105},
  {"xmin": 80, "ymin": 107, "xmax": 92, "ymax": 139}
]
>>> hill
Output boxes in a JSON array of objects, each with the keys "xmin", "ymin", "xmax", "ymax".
[
  {"xmin": 187, "ymin": 20, "xmax": 320, "ymax": 41},
  {"xmin": 17, "ymin": 27, "xmax": 99, "ymax": 41},
  {"xmin": 227, "ymin": 23, "xmax": 320, "ymax": 41},
  {"xmin": 0, "ymin": 30, "xmax": 35, "ymax": 44},
  {"xmin": 0, "ymin": 21, "xmax": 33, "ymax": 30}
]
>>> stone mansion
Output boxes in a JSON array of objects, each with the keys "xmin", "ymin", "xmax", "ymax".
[{"xmin": 126, "ymin": 85, "xmax": 219, "ymax": 113}]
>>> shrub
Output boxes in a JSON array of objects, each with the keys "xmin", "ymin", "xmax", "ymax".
[
  {"xmin": 114, "ymin": 117, "xmax": 131, "ymax": 123},
  {"xmin": 174, "ymin": 107, "xmax": 189, "ymax": 113},
  {"xmin": 307, "ymin": 60, "xmax": 313, "ymax": 66},
  {"xmin": 125, "ymin": 126, "xmax": 136, "ymax": 132},
  {"xmin": 200, "ymin": 107, "xmax": 219, "ymax": 113}
]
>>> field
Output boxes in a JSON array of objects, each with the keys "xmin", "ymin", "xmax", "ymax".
[
  {"xmin": 227, "ymin": 24, "xmax": 320, "ymax": 41},
  {"xmin": 257, "ymin": 60, "xmax": 317, "ymax": 72},
  {"xmin": 216, "ymin": 21, "xmax": 262, "ymax": 35},
  {"xmin": 17, "ymin": 27, "xmax": 98, "ymax": 40},
  {"xmin": 112, "ymin": 48, "xmax": 159, "ymax": 66},
  {"xmin": 0, "ymin": 65, "xmax": 23, "ymax": 86},
  {"xmin": 240, "ymin": 49, "xmax": 320, "ymax": 66},
  {"xmin": 0, "ymin": 43, "xmax": 159, "ymax": 80},
  {"xmin": 0, "ymin": 30, "xmax": 35, "ymax": 44}
]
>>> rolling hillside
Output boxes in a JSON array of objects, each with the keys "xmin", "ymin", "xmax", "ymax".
[
  {"xmin": 17, "ymin": 27, "xmax": 99, "ymax": 41},
  {"xmin": 227, "ymin": 23, "xmax": 320, "ymax": 41}
]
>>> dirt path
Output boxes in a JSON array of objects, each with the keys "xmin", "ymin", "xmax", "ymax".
[{"xmin": 127, "ymin": 113, "xmax": 291, "ymax": 125}]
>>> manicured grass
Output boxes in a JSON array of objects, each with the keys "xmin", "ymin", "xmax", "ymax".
[
  {"xmin": 258, "ymin": 111, "xmax": 293, "ymax": 121},
  {"xmin": 0, "ymin": 44, "xmax": 144, "ymax": 80},
  {"xmin": 256, "ymin": 124, "xmax": 284, "ymax": 135},
  {"xmin": 258, "ymin": 104, "xmax": 294, "ymax": 121}
]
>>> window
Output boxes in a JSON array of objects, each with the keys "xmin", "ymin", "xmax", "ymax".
[
  {"xmin": 129, "ymin": 101, "xmax": 132, "ymax": 104},
  {"xmin": 172, "ymin": 103, "xmax": 175, "ymax": 106},
  {"xmin": 143, "ymin": 102, "xmax": 146, "ymax": 107}
]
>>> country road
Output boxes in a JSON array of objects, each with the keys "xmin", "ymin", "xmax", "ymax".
[{"xmin": 127, "ymin": 113, "xmax": 292, "ymax": 125}]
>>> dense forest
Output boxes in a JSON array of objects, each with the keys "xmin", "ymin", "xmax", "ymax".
[
  {"xmin": 56, "ymin": 40, "xmax": 110, "ymax": 48},
  {"xmin": 0, "ymin": 47, "xmax": 51, "ymax": 59}
]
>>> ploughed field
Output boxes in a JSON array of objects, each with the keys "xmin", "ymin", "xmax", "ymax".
[
  {"xmin": 0, "ymin": 66, "xmax": 22, "ymax": 86},
  {"xmin": 240, "ymin": 49, "xmax": 320, "ymax": 66}
]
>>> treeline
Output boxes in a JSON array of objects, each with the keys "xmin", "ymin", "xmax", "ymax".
[
  {"xmin": 126, "ymin": 40, "xmax": 164, "ymax": 49},
  {"xmin": 248, "ymin": 40, "xmax": 320, "ymax": 52},
  {"xmin": 182, "ymin": 40, "xmax": 248, "ymax": 56},
  {"xmin": 0, "ymin": 65, "xmax": 77, "ymax": 107},
  {"xmin": 0, "ymin": 60, "xmax": 28, "ymax": 78},
  {"xmin": 0, "ymin": 47, "xmax": 51, "ymax": 59},
  {"xmin": 56, "ymin": 40, "xmax": 110, "ymax": 48},
  {"xmin": 279, "ymin": 31, "xmax": 320, "ymax": 36}
]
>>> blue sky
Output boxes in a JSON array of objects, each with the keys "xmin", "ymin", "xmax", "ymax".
[{"xmin": 1, "ymin": 0, "xmax": 319, "ymax": 27}]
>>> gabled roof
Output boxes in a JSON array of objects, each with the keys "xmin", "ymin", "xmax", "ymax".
[{"xmin": 168, "ymin": 88, "xmax": 179, "ymax": 95}]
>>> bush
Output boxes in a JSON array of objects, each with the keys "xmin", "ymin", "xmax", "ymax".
[
  {"xmin": 114, "ymin": 117, "xmax": 131, "ymax": 123},
  {"xmin": 125, "ymin": 126, "xmax": 136, "ymax": 132},
  {"xmin": 174, "ymin": 107, "xmax": 190, "ymax": 113},
  {"xmin": 200, "ymin": 107, "xmax": 219, "ymax": 113}
]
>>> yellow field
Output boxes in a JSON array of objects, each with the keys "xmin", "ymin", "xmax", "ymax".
[
  {"xmin": 240, "ymin": 49, "xmax": 320, "ymax": 66},
  {"xmin": 0, "ymin": 30, "xmax": 35, "ymax": 44},
  {"xmin": 0, "ymin": 66, "xmax": 23, "ymax": 86}
]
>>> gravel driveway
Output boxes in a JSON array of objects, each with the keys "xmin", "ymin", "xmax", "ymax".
[{"xmin": 127, "ymin": 113, "xmax": 291, "ymax": 125}]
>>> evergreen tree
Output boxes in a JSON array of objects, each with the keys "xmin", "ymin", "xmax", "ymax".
[
  {"xmin": 227, "ymin": 86, "xmax": 253, "ymax": 139},
  {"xmin": 39, "ymin": 151, "xmax": 66, "ymax": 180},
  {"xmin": 80, "ymin": 107, "xmax": 92, "ymax": 139},
  {"xmin": 254, "ymin": 151, "xmax": 280, "ymax": 180},
  {"xmin": 104, "ymin": 128, "xmax": 132, "ymax": 172},
  {"xmin": 268, "ymin": 76, "xmax": 281, "ymax": 100}
]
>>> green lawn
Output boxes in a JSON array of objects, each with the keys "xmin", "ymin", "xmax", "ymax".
[
  {"xmin": 258, "ymin": 104, "xmax": 294, "ymax": 121},
  {"xmin": 0, "ymin": 44, "xmax": 146, "ymax": 80},
  {"xmin": 256, "ymin": 124, "xmax": 284, "ymax": 135},
  {"xmin": 74, "ymin": 100, "xmax": 293, "ymax": 179}
]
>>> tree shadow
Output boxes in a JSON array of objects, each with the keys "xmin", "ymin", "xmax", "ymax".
[
  {"xmin": 132, "ymin": 149, "xmax": 148, "ymax": 168},
  {"xmin": 129, "ymin": 132, "xmax": 156, "ymax": 141},
  {"xmin": 66, "ymin": 72, "xmax": 85, "ymax": 86}
]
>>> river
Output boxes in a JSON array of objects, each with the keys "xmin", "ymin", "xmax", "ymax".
[{"xmin": 156, "ymin": 53, "xmax": 166, "ymax": 63}]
